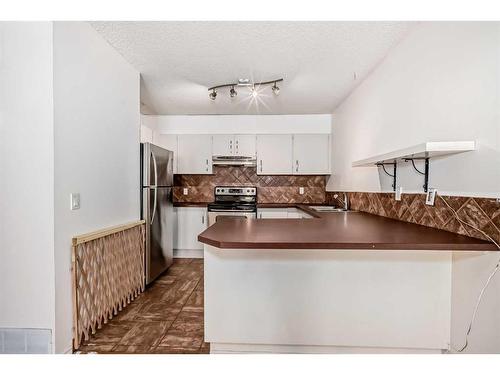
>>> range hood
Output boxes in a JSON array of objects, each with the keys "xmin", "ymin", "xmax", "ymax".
[{"xmin": 212, "ymin": 155, "xmax": 257, "ymax": 167}]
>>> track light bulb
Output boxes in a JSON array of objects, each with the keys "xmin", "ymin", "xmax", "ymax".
[
  {"xmin": 272, "ymin": 82, "xmax": 280, "ymax": 96},
  {"xmin": 209, "ymin": 89, "xmax": 217, "ymax": 100},
  {"xmin": 251, "ymin": 86, "xmax": 258, "ymax": 98},
  {"xmin": 229, "ymin": 86, "xmax": 237, "ymax": 98}
]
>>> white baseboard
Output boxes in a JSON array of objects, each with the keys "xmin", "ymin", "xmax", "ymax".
[
  {"xmin": 209, "ymin": 343, "xmax": 445, "ymax": 354},
  {"xmin": 174, "ymin": 249, "xmax": 204, "ymax": 259}
]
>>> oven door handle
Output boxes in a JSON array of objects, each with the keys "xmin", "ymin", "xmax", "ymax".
[{"xmin": 208, "ymin": 209, "xmax": 256, "ymax": 213}]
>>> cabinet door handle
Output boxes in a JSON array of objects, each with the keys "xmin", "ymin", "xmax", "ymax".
[
  {"xmin": 206, "ymin": 159, "xmax": 209, "ymax": 165},
  {"xmin": 259, "ymin": 159, "xmax": 263, "ymax": 172},
  {"xmin": 202, "ymin": 215, "xmax": 205, "ymax": 224},
  {"xmin": 295, "ymin": 160, "xmax": 299, "ymax": 172}
]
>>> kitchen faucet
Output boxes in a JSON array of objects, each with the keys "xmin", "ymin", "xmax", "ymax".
[{"xmin": 343, "ymin": 192, "xmax": 349, "ymax": 211}]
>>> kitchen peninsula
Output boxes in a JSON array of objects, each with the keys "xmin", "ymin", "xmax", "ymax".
[{"xmin": 198, "ymin": 207, "xmax": 496, "ymax": 354}]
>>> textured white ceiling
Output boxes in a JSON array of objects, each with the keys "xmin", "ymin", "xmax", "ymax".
[{"xmin": 90, "ymin": 22, "xmax": 415, "ymax": 115}]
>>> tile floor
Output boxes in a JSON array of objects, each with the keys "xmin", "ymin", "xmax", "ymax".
[{"xmin": 76, "ymin": 258, "xmax": 209, "ymax": 354}]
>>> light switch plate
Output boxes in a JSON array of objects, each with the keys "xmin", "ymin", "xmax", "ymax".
[
  {"xmin": 299, "ymin": 187, "xmax": 304, "ymax": 195},
  {"xmin": 425, "ymin": 188, "xmax": 437, "ymax": 206},
  {"xmin": 183, "ymin": 188, "xmax": 188, "ymax": 195},
  {"xmin": 395, "ymin": 186, "xmax": 403, "ymax": 201},
  {"xmin": 70, "ymin": 193, "xmax": 80, "ymax": 210}
]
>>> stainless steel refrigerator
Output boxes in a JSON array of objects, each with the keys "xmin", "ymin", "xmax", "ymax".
[{"xmin": 140, "ymin": 142, "xmax": 174, "ymax": 285}]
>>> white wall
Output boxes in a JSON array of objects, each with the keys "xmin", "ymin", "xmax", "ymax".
[
  {"xmin": 0, "ymin": 22, "xmax": 56, "ymax": 336},
  {"xmin": 327, "ymin": 22, "xmax": 500, "ymax": 198},
  {"xmin": 451, "ymin": 252, "xmax": 500, "ymax": 353},
  {"xmin": 326, "ymin": 22, "xmax": 500, "ymax": 353},
  {"xmin": 53, "ymin": 22, "xmax": 140, "ymax": 353},
  {"xmin": 143, "ymin": 114, "xmax": 332, "ymax": 135}
]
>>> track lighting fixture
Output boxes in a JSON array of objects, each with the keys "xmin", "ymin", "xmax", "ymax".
[
  {"xmin": 209, "ymin": 89, "xmax": 217, "ymax": 100},
  {"xmin": 208, "ymin": 78, "xmax": 283, "ymax": 100},
  {"xmin": 229, "ymin": 86, "xmax": 237, "ymax": 98},
  {"xmin": 272, "ymin": 81, "xmax": 280, "ymax": 96}
]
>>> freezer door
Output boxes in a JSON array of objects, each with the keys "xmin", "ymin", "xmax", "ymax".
[
  {"xmin": 143, "ymin": 186, "xmax": 174, "ymax": 284},
  {"xmin": 142, "ymin": 143, "xmax": 174, "ymax": 187}
]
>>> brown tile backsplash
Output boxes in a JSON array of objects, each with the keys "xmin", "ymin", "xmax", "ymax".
[
  {"xmin": 173, "ymin": 166, "xmax": 326, "ymax": 204},
  {"xmin": 326, "ymin": 191, "xmax": 500, "ymax": 245}
]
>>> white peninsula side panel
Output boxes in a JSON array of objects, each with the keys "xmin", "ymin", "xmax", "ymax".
[{"xmin": 204, "ymin": 246, "xmax": 452, "ymax": 354}]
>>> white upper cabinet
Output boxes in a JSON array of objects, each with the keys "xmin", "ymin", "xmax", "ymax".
[
  {"xmin": 234, "ymin": 135, "xmax": 256, "ymax": 157},
  {"xmin": 212, "ymin": 134, "xmax": 256, "ymax": 157},
  {"xmin": 256, "ymin": 134, "xmax": 293, "ymax": 175},
  {"xmin": 140, "ymin": 125, "xmax": 153, "ymax": 143},
  {"xmin": 156, "ymin": 134, "xmax": 178, "ymax": 174},
  {"xmin": 213, "ymin": 134, "xmax": 235, "ymax": 156},
  {"xmin": 293, "ymin": 134, "xmax": 330, "ymax": 175},
  {"xmin": 177, "ymin": 134, "xmax": 213, "ymax": 174}
]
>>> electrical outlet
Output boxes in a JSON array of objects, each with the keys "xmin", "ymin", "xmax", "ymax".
[
  {"xmin": 70, "ymin": 193, "xmax": 80, "ymax": 210},
  {"xmin": 395, "ymin": 186, "xmax": 403, "ymax": 201},
  {"xmin": 425, "ymin": 188, "xmax": 437, "ymax": 206},
  {"xmin": 183, "ymin": 188, "xmax": 188, "ymax": 195},
  {"xmin": 299, "ymin": 187, "xmax": 304, "ymax": 195}
]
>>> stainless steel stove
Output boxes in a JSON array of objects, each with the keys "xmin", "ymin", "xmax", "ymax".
[{"xmin": 207, "ymin": 186, "xmax": 257, "ymax": 226}]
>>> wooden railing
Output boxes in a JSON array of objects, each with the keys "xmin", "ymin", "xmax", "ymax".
[{"xmin": 72, "ymin": 220, "xmax": 145, "ymax": 350}]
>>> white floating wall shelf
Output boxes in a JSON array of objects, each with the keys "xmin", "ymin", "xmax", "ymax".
[{"xmin": 351, "ymin": 141, "xmax": 476, "ymax": 192}]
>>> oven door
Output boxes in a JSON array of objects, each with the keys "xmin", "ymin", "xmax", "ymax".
[{"xmin": 207, "ymin": 211, "xmax": 256, "ymax": 226}]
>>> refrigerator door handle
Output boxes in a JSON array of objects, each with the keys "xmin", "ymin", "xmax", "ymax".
[
  {"xmin": 151, "ymin": 187, "xmax": 158, "ymax": 225},
  {"xmin": 150, "ymin": 149, "xmax": 158, "ymax": 225},
  {"xmin": 151, "ymin": 149, "xmax": 158, "ymax": 188}
]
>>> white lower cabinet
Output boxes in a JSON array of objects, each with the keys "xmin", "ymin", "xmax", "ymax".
[
  {"xmin": 174, "ymin": 207, "xmax": 207, "ymax": 253},
  {"xmin": 258, "ymin": 208, "xmax": 289, "ymax": 219},
  {"xmin": 258, "ymin": 207, "xmax": 312, "ymax": 219}
]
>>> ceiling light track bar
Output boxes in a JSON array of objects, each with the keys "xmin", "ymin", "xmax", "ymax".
[{"xmin": 208, "ymin": 78, "xmax": 283, "ymax": 92}]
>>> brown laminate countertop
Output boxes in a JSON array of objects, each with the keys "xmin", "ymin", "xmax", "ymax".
[{"xmin": 198, "ymin": 205, "xmax": 497, "ymax": 251}]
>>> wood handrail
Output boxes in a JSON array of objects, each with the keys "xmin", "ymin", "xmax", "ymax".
[{"xmin": 72, "ymin": 220, "xmax": 145, "ymax": 246}]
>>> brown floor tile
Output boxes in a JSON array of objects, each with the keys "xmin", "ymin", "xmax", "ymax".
[
  {"xmin": 155, "ymin": 274, "xmax": 177, "ymax": 285},
  {"xmin": 175, "ymin": 268, "xmax": 203, "ymax": 280},
  {"xmin": 114, "ymin": 301, "xmax": 144, "ymax": 322},
  {"xmin": 175, "ymin": 310, "xmax": 204, "ymax": 321},
  {"xmin": 184, "ymin": 290, "xmax": 204, "ymax": 310},
  {"xmin": 157, "ymin": 334, "xmax": 203, "ymax": 349},
  {"xmin": 77, "ymin": 258, "xmax": 207, "ymax": 355},
  {"xmin": 112, "ymin": 345, "xmax": 152, "ymax": 354},
  {"xmin": 77, "ymin": 343, "xmax": 116, "ymax": 353},
  {"xmin": 137, "ymin": 302, "xmax": 182, "ymax": 321},
  {"xmin": 117, "ymin": 321, "xmax": 171, "ymax": 346},
  {"xmin": 150, "ymin": 346, "xmax": 201, "ymax": 354},
  {"xmin": 86, "ymin": 321, "xmax": 135, "ymax": 344},
  {"xmin": 169, "ymin": 320, "xmax": 204, "ymax": 336},
  {"xmin": 160, "ymin": 280, "xmax": 199, "ymax": 306},
  {"xmin": 173, "ymin": 258, "xmax": 193, "ymax": 265}
]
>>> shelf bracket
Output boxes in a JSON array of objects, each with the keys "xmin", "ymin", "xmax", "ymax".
[
  {"xmin": 376, "ymin": 162, "xmax": 397, "ymax": 191},
  {"xmin": 404, "ymin": 157, "xmax": 430, "ymax": 193}
]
